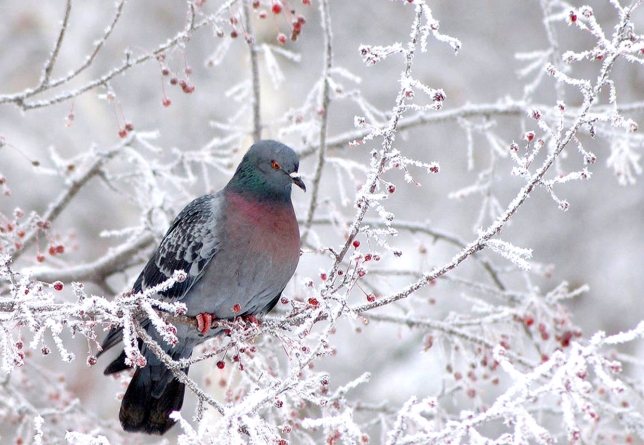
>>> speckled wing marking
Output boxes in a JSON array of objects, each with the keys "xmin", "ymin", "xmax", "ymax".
[{"xmin": 134, "ymin": 193, "xmax": 221, "ymax": 302}]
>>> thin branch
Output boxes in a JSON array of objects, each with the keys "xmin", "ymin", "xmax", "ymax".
[
  {"xmin": 29, "ymin": 232, "xmax": 154, "ymax": 284},
  {"xmin": 323, "ymin": 5, "xmax": 426, "ymax": 285},
  {"xmin": 0, "ymin": 0, "xmax": 237, "ymax": 111},
  {"xmin": 39, "ymin": 0, "xmax": 72, "ymax": 89},
  {"xmin": 300, "ymin": 0, "xmax": 333, "ymax": 246},
  {"xmin": 351, "ymin": 52, "xmax": 623, "ymax": 317},
  {"xmin": 57, "ymin": 0, "xmax": 127, "ymax": 87},
  {"xmin": 243, "ymin": 0, "xmax": 262, "ymax": 142},
  {"xmin": 306, "ymin": 216, "xmax": 507, "ymax": 291},
  {"xmin": 298, "ymin": 100, "xmax": 644, "ymax": 158},
  {"xmin": 12, "ymin": 142, "xmax": 127, "ymax": 262},
  {"xmin": 365, "ymin": 312, "xmax": 534, "ymax": 368}
]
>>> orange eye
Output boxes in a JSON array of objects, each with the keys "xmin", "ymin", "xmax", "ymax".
[{"xmin": 271, "ymin": 160, "xmax": 280, "ymax": 170}]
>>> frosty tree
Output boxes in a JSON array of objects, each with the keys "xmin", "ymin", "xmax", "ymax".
[{"xmin": 1, "ymin": 0, "xmax": 644, "ymax": 443}]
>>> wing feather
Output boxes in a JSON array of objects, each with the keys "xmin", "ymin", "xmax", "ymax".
[{"xmin": 134, "ymin": 193, "xmax": 221, "ymax": 301}]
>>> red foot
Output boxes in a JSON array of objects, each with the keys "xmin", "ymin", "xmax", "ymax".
[{"xmin": 196, "ymin": 313, "xmax": 215, "ymax": 335}]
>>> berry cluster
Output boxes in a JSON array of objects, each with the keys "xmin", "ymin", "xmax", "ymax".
[
  {"xmin": 101, "ymin": 90, "xmax": 135, "ymax": 138},
  {"xmin": 157, "ymin": 53, "xmax": 195, "ymax": 108},
  {"xmin": 251, "ymin": 0, "xmax": 309, "ymax": 44},
  {"xmin": 0, "ymin": 208, "xmax": 69, "ymax": 265}
]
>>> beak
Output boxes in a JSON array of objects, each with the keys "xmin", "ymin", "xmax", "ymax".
[{"xmin": 289, "ymin": 171, "xmax": 306, "ymax": 192}]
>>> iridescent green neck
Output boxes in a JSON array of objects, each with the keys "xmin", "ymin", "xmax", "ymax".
[{"xmin": 225, "ymin": 163, "xmax": 291, "ymax": 203}]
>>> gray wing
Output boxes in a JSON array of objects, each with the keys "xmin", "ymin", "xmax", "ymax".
[
  {"xmin": 134, "ymin": 193, "xmax": 222, "ymax": 301},
  {"xmin": 99, "ymin": 193, "xmax": 222, "ymax": 359}
]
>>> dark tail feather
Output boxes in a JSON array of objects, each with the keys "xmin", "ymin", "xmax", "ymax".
[
  {"xmin": 97, "ymin": 326, "xmax": 124, "ymax": 358},
  {"xmin": 119, "ymin": 364, "xmax": 188, "ymax": 435},
  {"xmin": 103, "ymin": 349, "xmax": 130, "ymax": 375}
]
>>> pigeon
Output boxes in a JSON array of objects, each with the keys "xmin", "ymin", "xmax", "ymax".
[{"xmin": 98, "ymin": 140, "xmax": 305, "ymax": 435}]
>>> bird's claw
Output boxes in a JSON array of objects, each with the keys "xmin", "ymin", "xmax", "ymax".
[{"xmin": 196, "ymin": 313, "xmax": 215, "ymax": 335}]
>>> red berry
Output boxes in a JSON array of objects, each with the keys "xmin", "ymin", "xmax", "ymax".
[
  {"xmin": 366, "ymin": 294, "xmax": 375, "ymax": 302},
  {"xmin": 352, "ymin": 240, "xmax": 360, "ymax": 248},
  {"xmin": 320, "ymin": 273, "xmax": 327, "ymax": 280},
  {"xmin": 48, "ymin": 246, "xmax": 57, "ymax": 256},
  {"xmin": 162, "ymin": 98, "xmax": 172, "ymax": 107},
  {"xmin": 560, "ymin": 331, "xmax": 573, "ymax": 348},
  {"xmin": 36, "ymin": 254, "xmax": 46, "ymax": 263},
  {"xmin": 118, "ymin": 129, "xmax": 128, "ymax": 138},
  {"xmin": 387, "ymin": 184, "xmax": 396, "ymax": 194},
  {"xmin": 277, "ymin": 33, "xmax": 287, "ymax": 45},
  {"xmin": 170, "ymin": 77, "xmax": 178, "ymax": 85},
  {"xmin": 87, "ymin": 356, "xmax": 97, "ymax": 366},
  {"xmin": 125, "ymin": 122, "xmax": 134, "ymax": 132},
  {"xmin": 230, "ymin": 30, "xmax": 239, "ymax": 38},
  {"xmin": 302, "ymin": 0, "xmax": 311, "ymax": 4},
  {"xmin": 252, "ymin": 0, "xmax": 260, "ymax": 7},
  {"xmin": 523, "ymin": 131, "xmax": 535, "ymax": 142},
  {"xmin": 217, "ymin": 360, "xmax": 225, "ymax": 369},
  {"xmin": 161, "ymin": 68, "xmax": 170, "ymax": 76},
  {"xmin": 364, "ymin": 254, "xmax": 372, "ymax": 261},
  {"xmin": 53, "ymin": 281, "xmax": 63, "ymax": 291},
  {"xmin": 55, "ymin": 245, "xmax": 64, "ymax": 254},
  {"xmin": 308, "ymin": 298, "xmax": 319, "ymax": 307},
  {"xmin": 271, "ymin": 2, "xmax": 282, "ymax": 14},
  {"xmin": 259, "ymin": 10, "xmax": 267, "ymax": 19},
  {"xmin": 233, "ymin": 304, "xmax": 241, "ymax": 313},
  {"xmin": 523, "ymin": 316, "xmax": 534, "ymax": 327}
]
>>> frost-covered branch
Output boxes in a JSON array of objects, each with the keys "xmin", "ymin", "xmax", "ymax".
[{"xmin": 2, "ymin": 0, "xmax": 644, "ymax": 443}]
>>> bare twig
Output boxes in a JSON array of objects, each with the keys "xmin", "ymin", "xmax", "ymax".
[
  {"xmin": 300, "ymin": 0, "xmax": 333, "ymax": 246},
  {"xmin": 0, "ymin": 0, "xmax": 237, "ymax": 111},
  {"xmin": 29, "ymin": 232, "xmax": 154, "ymax": 285},
  {"xmin": 39, "ymin": 0, "xmax": 72, "ymax": 89},
  {"xmin": 243, "ymin": 0, "xmax": 262, "ymax": 142},
  {"xmin": 12, "ymin": 142, "xmax": 127, "ymax": 261}
]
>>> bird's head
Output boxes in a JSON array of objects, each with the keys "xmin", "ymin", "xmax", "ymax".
[{"xmin": 227, "ymin": 140, "xmax": 306, "ymax": 201}]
